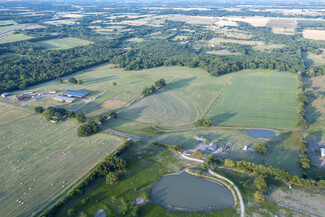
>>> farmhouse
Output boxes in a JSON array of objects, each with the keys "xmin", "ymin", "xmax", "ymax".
[
  {"xmin": 321, "ymin": 148, "xmax": 325, "ymax": 157},
  {"xmin": 62, "ymin": 90, "xmax": 89, "ymax": 98},
  {"xmin": 196, "ymin": 136, "xmax": 207, "ymax": 143},
  {"xmin": 207, "ymin": 143, "xmax": 217, "ymax": 151},
  {"xmin": 1, "ymin": 92, "xmax": 10, "ymax": 98},
  {"xmin": 52, "ymin": 95, "xmax": 76, "ymax": 103}
]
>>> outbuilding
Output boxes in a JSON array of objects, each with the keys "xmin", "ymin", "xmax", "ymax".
[
  {"xmin": 196, "ymin": 136, "xmax": 207, "ymax": 143},
  {"xmin": 62, "ymin": 90, "xmax": 89, "ymax": 98},
  {"xmin": 207, "ymin": 143, "xmax": 217, "ymax": 151},
  {"xmin": 1, "ymin": 92, "xmax": 11, "ymax": 98}
]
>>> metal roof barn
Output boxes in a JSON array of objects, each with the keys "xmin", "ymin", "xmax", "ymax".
[{"xmin": 62, "ymin": 90, "xmax": 89, "ymax": 98}]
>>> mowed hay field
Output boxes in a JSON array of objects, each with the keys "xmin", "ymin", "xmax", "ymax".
[
  {"xmin": 0, "ymin": 33, "xmax": 33, "ymax": 44},
  {"xmin": 303, "ymin": 29, "xmax": 325, "ymax": 41},
  {"xmin": 0, "ymin": 104, "xmax": 123, "ymax": 217},
  {"xmin": 35, "ymin": 37, "xmax": 92, "ymax": 49},
  {"xmin": 204, "ymin": 70, "xmax": 297, "ymax": 129},
  {"xmin": 119, "ymin": 90, "xmax": 200, "ymax": 127}
]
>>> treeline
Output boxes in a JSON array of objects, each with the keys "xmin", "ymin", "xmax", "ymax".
[
  {"xmin": 40, "ymin": 140, "xmax": 133, "ymax": 217},
  {"xmin": 202, "ymin": 157, "xmax": 325, "ymax": 188},
  {"xmin": 149, "ymin": 141, "xmax": 183, "ymax": 152},
  {"xmin": 297, "ymin": 74, "xmax": 308, "ymax": 129},
  {"xmin": 141, "ymin": 78, "xmax": 166, "ymax": 96},
  {"xmin": 0, "ymin": 40, "xmax": 123, "ymax": 93}
]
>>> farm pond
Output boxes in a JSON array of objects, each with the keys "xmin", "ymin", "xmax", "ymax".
[
  {"xmin": 150, "ymin": 171, "xmax": 235, "ymax": 212},
  {"xmin": 246, "ymin": 129, "xmax": 274, "ymax": 138}
]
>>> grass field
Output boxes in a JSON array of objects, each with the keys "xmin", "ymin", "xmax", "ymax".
[
  {"xmin": 303, "ymin": 50, "xmax": 325, "ymax": 67},
  {"xmin": 204, "ymin": 70, "xmax": 297, "ymax": 129},
  {"xmin": 0, "ymin": 22, "xmax": 26, "ymax": 34},
  {"xmin": 0, "ymin": 33, "xmax": 33, "ymax": 44},
  {"xmin": 303, "ymin": 29, "xmax": 325, "ymax": 41},
  {"xmin": 18, "ymin": 65, "xmax": 297, "ymax": 130},
  {"xmin": 206, "ymin": 50, "xmax": 241, "ymax": 55},
  {"xmin": 35, "ymin": 37, "xmax": 92, "ymax": 49},
  {"xmin": 272, "ymin": 28, "xmax": 295, "ymax": 35},
  {"xmin": 0, "ymin": 103, "xmax": 123, "ymax": 217},
  {"xmin": 119, "ymin": 90, "xmax": 200, "ymax": 127}
]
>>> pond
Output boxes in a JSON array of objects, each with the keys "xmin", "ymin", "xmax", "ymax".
[
  {"xmin": 246, "ymin": 129, "xmax": 274, "ymax": 138},
  {"xmin": 150, "ymin": 171, "xmax": 235, "ymax": 213}
]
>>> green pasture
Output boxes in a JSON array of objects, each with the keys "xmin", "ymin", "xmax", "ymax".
[
  {"xmin": 204, "ymin": 69, "xmax": 298, "ymax": 129},
  {"xmin": 0, "ymin": 33, "xmax": 33, "ymax": 44},
  {"xmin": 0, "ymin": 20, "xmax": 17, "ymax": 26},
  {"xmin": 0, "ymin": 23, "xmax": 25, "ymax": 34},
  {"xmin": 54, "ymin": 142, "xmax": 236, "ymax": 217},
  {"xmin": 0, "ymin": 107, "xmax": 123, "ymax": 217},
  {"xmin": 35, "ymin": 37, "xmax": 92, "ymax": 50}
]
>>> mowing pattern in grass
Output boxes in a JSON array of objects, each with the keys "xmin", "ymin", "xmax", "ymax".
[
  {"xmin": 205, "ymin": 69, "xmax": 297, "ymax": 129},
  {"xmin": 119, "ymin": 90, "xmax": 200, "ymax": 127},
  {"xmin": 35, "ymin": 37, "xmax": 92, "ymax": 49},
  {"xmin": 0, "ymin": 112, "xmax": 123, "ymax": 217}
]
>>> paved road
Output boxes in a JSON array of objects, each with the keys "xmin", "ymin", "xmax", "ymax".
[
  {"xmin": 0, "ymin": 99, "xmax": 33, "ymax": 110},
  {"xmin": 100, "ymin": 126, "xmax": 150, "ymax": 142}
]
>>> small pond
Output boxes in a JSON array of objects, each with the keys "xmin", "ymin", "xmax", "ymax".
[
  {"xmin": 150, "ymin": 172, "xmax": 235, "ymax": 213},
  {"xmin": 246, "ymin": 129, "xmax": 274, "ymax": 138}
]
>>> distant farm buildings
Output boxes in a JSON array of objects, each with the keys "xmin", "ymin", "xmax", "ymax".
[
  {"xmin": 62, "ymin": 90, "xmax": 89, "ymax": 98},
  {"xmin": 52, "ymin": 95, "xmax": 76, "ymax": 103},
  {"xmin": 196, "ymin": 136, "xmax": 207, "ymax": 143},
  {"xmin": 207, "ymin": 143, "xmax": 217, "ymax": 151}
]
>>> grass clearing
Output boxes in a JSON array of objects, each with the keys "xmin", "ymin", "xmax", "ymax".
[
  {"xmin": 0, "ymin": 33, "xmax": 33, "ymax": 44},
  {"xmin": 303, "ymin": 29, "xmax": 325, "ymax": 41},
  {"xmin": 272, "ymin": 28, "xmax": 295, "ymax": 35},
  {"xmin": 302, "ymin": 50, "xmax": 325, "ymax": 67},
  {"xmin": 206, "ymin": 49, "xmax": 241, "ymax": 55},
  {"xmin": 167, "ymin": 14, "xmax": 217, "ymax": 25},
  {"xmin": 226, "ymin": 16, "xmax": 270, "ymax": 27},
  {"xmin": 0, "ymin": 23, "xmax": 26, "ymax": 34},
  {"xmin": 45, "ymin": 19, "xmax": 79, "ymax": 25},
  {"xmin": 35, "ymin": 37, "xmax": 92, "ymax": 49},
  {"xmin": 204, "ymin": 69, "xmax": 297, "ymax": 129},
  {"xmin": 0, "ymin": 106, "xmax": 123, "ymax": 217}
]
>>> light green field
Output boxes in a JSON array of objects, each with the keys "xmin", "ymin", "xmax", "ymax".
[
  {"xmin": 119, "ymin": 90, "xmax": 200, "ymax": 126},
  {"xmin": 0, "ymin": 20, "xmax": 17, "ymax": 26},
  {"xmin": 35, "ymin": 37, "xmax": 92, "ymax": 49},
  {"xmin": 19, "ymin": 65, "xmax": 297, "ymax": 130},
  {"xmin": 0, "ymin": 103, "xmax": 123, "ymax": 217},
  {"xmin": 0, "ymin": 33, "xmax": 33, "ymax": 44},
  {"xmin": 0, "ymin": 23, "xmax": 26, "ymax": 34},
  {"xmin": 204, "ymin": 70, "xmax": 298, "ymax": 129},
  {"xmin": 303, "ymin": 50, "xmax": 325, "ymax": 67}
]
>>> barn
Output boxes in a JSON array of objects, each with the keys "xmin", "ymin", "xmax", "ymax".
[{"xmin": 62, "ymin": 90, "xmax": 89, "ymax": 98}]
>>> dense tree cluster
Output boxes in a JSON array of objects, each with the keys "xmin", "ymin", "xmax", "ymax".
[
  {"xmin": 196, "ymin": 118, "xmax": 212, "ymax": 127},
  {"xmin": 255, "ymin": 143, "xmax": 268, "ymax": 155},
  {"xmin": 141, "ymin": 78, "xmax": 167, "ymax": 96},
  {"xmin": 77, "ymin": 120, "xmax": 99, "ymax": 137}
]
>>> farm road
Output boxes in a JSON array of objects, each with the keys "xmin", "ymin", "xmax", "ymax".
[
  {"xmin": 100, "ymin": 126, "xmax": 150, "ymax": 142},
  {"xmin": 0, "ymin": 99, "xmax": 33, "ymax": 110}
]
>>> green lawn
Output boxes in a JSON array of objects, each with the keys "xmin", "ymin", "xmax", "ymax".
[
  {"xmin": 204, "ymin": 69, "xmax": 298, "ymax": 129},
  {"xmin": 0, "ymin": 103, "xmax": 123, "ymax": 217},
  {"xmin": 0, "ymin": 33, "xmax": 33, "ymax": 44},
  {"xmin": 35, "ymin": 37, "xmax": 92, "ymax": 49}
]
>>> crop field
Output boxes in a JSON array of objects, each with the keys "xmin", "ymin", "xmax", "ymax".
[
  {"xmin": 167, "ymin": 15, "xmax": 217, "ymax": 25},
  {"xmin": 303, "ymin": 29, "xmax": 325, "ymax": 41},
  {"xmin": 204, "ymin": 70, "xmax": 298, "ymax": 129},
  {"xmin": 0, "ymin": 106, "xmax": 123, "ymax": 217},
  {"xmin": 226, "ymin": 16, "xmax": 270, "ymax": 27},
  {"xmin": 119, "ymin": 90, "xmax": 200, "ymax": 127},
  {"xmin": 35, "ymin": 37, "xmax": 92, "ymax": 49},
  {"xmin": 0, "ymin": 23, "xmax": 26, "ymax": 34},
  {"xmin": 0, "ymin": 33, "xmax": 33, "ymax": 44},
  {"xmin": 266, "ymin": 19, "xmax": 297, "ymax": 28}
]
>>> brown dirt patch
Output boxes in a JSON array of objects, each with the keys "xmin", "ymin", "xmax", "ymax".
[
  {"xmin": 303, "ymin": 30, "xmax": 325, "ymax": 41},
  {"xmin": 102, "ymin": 98, "xmax": 127, "ymax": 110}
]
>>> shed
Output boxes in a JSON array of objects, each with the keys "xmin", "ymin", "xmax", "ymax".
[
  {"xmin": 62, "ymin": 90, "xmax": 89, "ymax": 98},
  {"xmin": 52, "ymin": 95, "xmax": 76, "ymax": 103},
  {"xmin": 1, "ymin": 92, "xmax": 10, "ymax": 98},
  {"xmin": 196, "ymin": 136, "xmax": 207, "ymax": 143},
  {"xmin": 321, "ymin": 148, "xmax": 325, "ymax": 157}
]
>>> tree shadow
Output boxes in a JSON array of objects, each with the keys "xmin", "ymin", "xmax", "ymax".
[
  {"xmin": 84, "ymin": 75, "xmax": 117, "ymax": 85},
  {"xmin": 209, "ymin": 112, "xmax": 237, "ymax": 125},
  {"xmin": 304, "ymin": 76, "xmax": 322, "ymax": 125},
  {"xmin": 165, "ymin": 76, "xmax": 197, "ymax": 91}
]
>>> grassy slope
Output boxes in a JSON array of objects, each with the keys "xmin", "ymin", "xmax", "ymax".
[
  {"xmin": 205, "ymin": 69, "xmax": 297, "ymax": 129},
  {"xmin": 35, "ymin": 37, "xmax": 92, "ymax": 49},
  {"xmin": 0, "ymin": 103, "xmax": 123, "ymax": 217}
]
